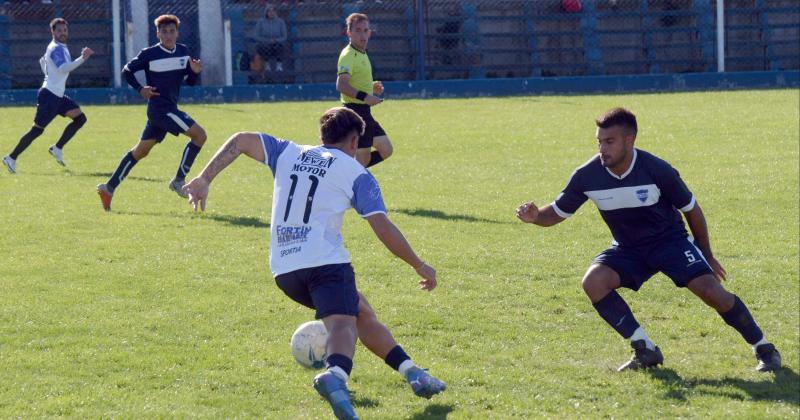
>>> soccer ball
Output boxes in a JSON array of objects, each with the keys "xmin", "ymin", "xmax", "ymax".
[{"xmin": 290, "ymin": 320, "xmax": 328, "ymax": 369}]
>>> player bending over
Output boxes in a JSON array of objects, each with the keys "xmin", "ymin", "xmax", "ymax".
[
  {"xmin": 183, "ymin": 107, "xmax": 446, "ymax": 419},
  {"xmin": 516, "ymin": 107, "xmax": 781, "ymax": 372}
]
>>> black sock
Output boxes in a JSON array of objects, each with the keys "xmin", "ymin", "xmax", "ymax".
[
  {"xmin": 326, "ymin": 353, "xmax": 353, "ymax": 377},
  {"xmin": 107, "ymin": 151, "xmax": 138, "ymax": 192},
  {"xmin": 366, "ymin": 151, "xmax": 384, "ymax": 168},
  {"xmin": 55, "ymin": 114, "xmax": 87, "ymax": 149},
  {"xmin": 9, "ymin": 126, "xmax": 44, "ymax": 159},
  {"xmin": 592, "ymin": 290, "xmax": 640, "ymax": 339},
  {"xmin": 175, "ymin": 141, "xmax": 202, "ymax": 180},
  {"xmin": 719, "ymin": 295, "xmax": 764, "ymax": 344},
  {"xmin": 384, "ymin": 345, "xmax": 411, "ymax": 371}
]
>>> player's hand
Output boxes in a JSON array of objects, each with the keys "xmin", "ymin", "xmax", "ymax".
[
  {"xmin": 81, "ymin": 47, "xmax": 94, "ymax": 59},
  {"xmin": 516, "ymin": 202, "xmax": 539, "ymax": 224},
  {"xmin": 183, "ymin": 176, "xmax": 210, "ymax": 212},
  {"xmin": 139, "ymin": 86, "xmax": 159, "ymax": 99},
  {"xmin": 415, "ymin": 262, "xmax": 437, "ymax": 291},
  {"xmin": 372, "ymin": 81, "xmax": 384, "ymax": 95},
  {"xmin": 706, "ymin": 255, "xmax": 728, "ymax": 281},
  {"xmin": 365, "ymin": 94, "xmax": 382, "ymax": 106},
  {"xmin": 189, "ymin": 58, "xmax": 202, "ymax": 73}
]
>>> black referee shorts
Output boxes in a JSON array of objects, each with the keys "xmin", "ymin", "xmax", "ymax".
[{"xmin": 343, "ymin": 102, "xmax": 386, "ymax": 149}]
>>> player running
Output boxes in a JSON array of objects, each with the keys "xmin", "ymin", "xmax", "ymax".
[
  {"xmin": 336, "ymin": 13, "xmax": 392, "ymax": 168},
  {"xmin": 97, "ymin": 14, "xmax": 206, "ymax": 211},
  {"xmin": 183, "ymin": 107, "xmax": 446, "ymax": 419},
  {"xmin": 516, "ymin": 107, "xmax": 781, "ymax": 372},
  {"xmin": 3, "ymin": 18, "xmax": 93, "ymax": 173}
]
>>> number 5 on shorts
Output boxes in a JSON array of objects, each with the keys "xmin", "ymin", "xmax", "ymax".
[{"xmin": 684, "ymin": 250, "xmax": 696, "ymax": 263}]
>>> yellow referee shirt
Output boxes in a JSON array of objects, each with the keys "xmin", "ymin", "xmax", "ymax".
[{"xmin": 337, "ymin": 44, "xmax": 373, "ymax": 104}]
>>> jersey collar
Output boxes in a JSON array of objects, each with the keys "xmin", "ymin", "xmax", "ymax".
[
  {"xmin": 349, "ymin": 43, "xmax": 367, "ymax": 54},
  {"xmin": 605, "ymin": 148, "xmax": 638, "ymax": 180},
  {"xmin": 158, "ymin": 43, "xmax": 176, "ymax": 54}
]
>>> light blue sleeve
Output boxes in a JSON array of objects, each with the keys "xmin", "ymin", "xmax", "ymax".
[
  {"xmin": 259, "ymin": 133, "xmax": 290, "ymax": 176},
  {"xmin": 51, "ymin": 46, "xmax": 67, "ymax": 67},
  {"xmin": 351, "ymin": 172, "xmax": 387, "ymax": 217}
]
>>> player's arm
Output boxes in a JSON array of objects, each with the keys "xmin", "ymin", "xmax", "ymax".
[
  {"xmin": 683, "ymin": 202, "xmax": 727, "ymax": 280},
  {"xmin": 186, "ymin": 58, "xmax": 201, "ymax": 85},
  {"xmin": 121, "ymin": 51, "xmax": 159, "ymax": 99},
  {"xmin": 336, "ymin": 73, "xmax": 381, "ymax": 106},
  {"xmin": 366, "ymin": 213, "xmax": 437, "ymax": 291},
  {"xmin": 516, "ymin": 202, "xmax": 566, "ymax": 227},
  {"xmin": 183, "ymin": 132, "xmax": 266, "ymax": 211},
  {"xmin": 52, "ymin": 46, "xmax": 88, "ymax": 74}
]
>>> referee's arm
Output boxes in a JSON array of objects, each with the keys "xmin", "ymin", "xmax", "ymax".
[{"xmin": 336, "ymin": 73, "xmax": 381, "ymax": 106}]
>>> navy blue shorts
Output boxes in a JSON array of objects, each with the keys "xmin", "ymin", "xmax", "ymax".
[
  {"xmin": 34, "ymin": 88, "xmax": 79, "ymax": 127},
  {"xmin": 343, "ymin": 103, "xmax": 386, "ymax": 149},
  {"xmin": 593, "ymin": 236, "xmax": 714, "ymax": 291},
  {"xmin": 274, "ymin": 263, "xmax": 360, "ymax": 319},
  {"xmin": 140, "ymin": 109, "xmax": 196, "ymax": 142}
]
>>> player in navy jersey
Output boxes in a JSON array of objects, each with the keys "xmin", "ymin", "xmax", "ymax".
[
  {"xmin": 182, "ymin": 107, "xmax": 445, "ymax": 419},
  {"xmin": 96, "ymin": 14, "xmax": 206, "ymax": 211},
  {"xmin": 516, "ymin": 107, "xmax": 781, "ymax": 372},
  {"xmin": 3, "ymin": 18, "xmax": 93, "ymax": 173}
]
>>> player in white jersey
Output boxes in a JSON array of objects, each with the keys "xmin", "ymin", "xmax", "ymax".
[
  {"xmin": 183, "ymin": 107, "xmax": 446, "ymax": 419},
  {"xmin": 3, "ymin": 18, "xmax": 93, "ymax": 174}
]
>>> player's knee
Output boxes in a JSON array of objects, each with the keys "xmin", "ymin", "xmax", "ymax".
[
  {"xmin": 689, "ymin": 275, "xmax": 728, "ymax": 305},
  {"xmin": 73, "ymin": 113, "xmax": 87, "ymax": 127},
  {"xmin": 132, "ymin": 147, "xmax": 150, "ymax": 160},
  {"xmin": 191, "ymin": 127, "xmax": 207, "ymax": 146}
]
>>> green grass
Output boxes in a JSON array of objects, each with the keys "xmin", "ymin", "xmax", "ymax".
[{"xmin": 0, "ymin": 90, "xmax": 798, "ymax": 418}]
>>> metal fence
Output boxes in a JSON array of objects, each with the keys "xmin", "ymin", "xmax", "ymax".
[{"xmin": 0, "ymin": 0, "xmax": 797, "ymax": 89}]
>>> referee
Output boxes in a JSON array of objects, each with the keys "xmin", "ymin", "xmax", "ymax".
[{"xmin": 336, "ymin": 13, "xmax": 392, "ymax": 168}]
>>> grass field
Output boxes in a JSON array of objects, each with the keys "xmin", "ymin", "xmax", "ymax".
[{"xmin": 0, "ymin": 89, "xmax": 798, "ymax": 418}]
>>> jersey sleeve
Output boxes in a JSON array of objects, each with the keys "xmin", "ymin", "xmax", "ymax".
[
  {"xmin": 122, "ymin": 49, "xmax": 148, "ymax": 91},
  {"xmin": 50, "ymin": 46, "xmax": 67, "ymax": 67},
  {"xmin": 337, "ymin": 51, "xmax": 353, "ymax": 75},
  {"xmin": 652, "ymin": 161, "xmax": 695, "ymax": 212},
  {"xmin": 351, "ymin": 172, "xmax": 387, "ymax": 217},
  {"xmin": 259, "ymin": 133, "xmax": 290, "ymax": 175},
  {"xmin": 552, "ymin": 170, "xmax": 588, "ymax": 218}
]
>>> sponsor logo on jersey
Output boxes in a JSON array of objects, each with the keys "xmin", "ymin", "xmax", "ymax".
[{"xmin": 276, "ymin": 225, "xmax": 312, "ymax": 246}]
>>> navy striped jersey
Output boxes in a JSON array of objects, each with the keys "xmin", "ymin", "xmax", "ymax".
[
  {"xmin": 122, "ymin": 43, "xmax": 198, "ymax": 114},
  {"xmin": 552, "ymin": 149, "xmax": 696, "ymax": 247}
]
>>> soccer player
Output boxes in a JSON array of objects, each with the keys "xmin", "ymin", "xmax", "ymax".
[
  {"xmin": 336, "ymin": 13, "xmax": 392, "ymax": 168},
  {"xmin": 183, "ymin": 107, "xmax": 446, "ymax": 419},
  {"xmin": 3, "ymin": 18, "xmax": 93, "ymax": 173},
  {"xmin": 96, "ymin": 14, "xmax": 206, "ymax": 211},
  {"xmin": 516, "ymin": 107, "xmax": 782, "ymax": 372}
]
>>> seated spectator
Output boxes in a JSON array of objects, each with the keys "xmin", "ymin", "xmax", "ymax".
[{"xmin": 252, "ymin": 5, "xmax": 287, "ymax": 72}]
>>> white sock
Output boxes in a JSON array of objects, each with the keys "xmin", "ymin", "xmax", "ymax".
[
  {"xmin": 328, "ymin": 366, "xmax": 349, "ymax": 382},
  {"xmin": 752, "ymin": 337, "xmax": 769, "ymax": 353},
  {"xmin": 398, "ymin": 359, "xmax": 416, "ymax": 378},
  {"xmin": 629, "ymin": 327, "xmax": 656, "ymax": 350}
]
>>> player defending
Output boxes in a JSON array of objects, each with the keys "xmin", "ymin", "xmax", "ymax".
[
  {"xmin": 3, "ymin": 18, "xmax": 93, "ymax": 173},
  {"xmin": 336, "ymin": 13, "xmax": 392, "ymax": 168},
  {"xmin": 183, "ymin": 107, "xmax": 446, "ymax": 419},
  {"xmin": 96, "ymin": 14, "xmax": 206, "ymax": 211},
  {"xmin": 516, "ymin": 107, "xmax": 781, "ymax": 372}
]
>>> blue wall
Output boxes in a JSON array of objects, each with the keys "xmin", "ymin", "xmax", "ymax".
[{"xmin": 0, "ymin": 71, "xmax": 797, "ymax": 106}]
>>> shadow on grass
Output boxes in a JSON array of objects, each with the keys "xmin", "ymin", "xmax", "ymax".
[
  {"xmin": 409, "ymin": 403, "xmax": 455, "ymax": 419},
  {"xmin": 394, "ymin": 208, "xmax": 512, "ymax": 225},
  {"xmin": 118, "ymin": 210, "xmax": 269, "ymax": 228},
  {"xmin": 80, "ymin": 171, "xmax": 163, "ymax": 183},
  {"xmin": 350, "ymin": 390, "xmax": 380, "ymax": 409},
  {"xmin": 648, "ymin": 366, "xmax": 800, "ymax": 405}
]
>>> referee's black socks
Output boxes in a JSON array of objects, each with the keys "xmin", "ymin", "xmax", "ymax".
[{"xmin": 367, "ymin": 151, "xmax": 384, "ymax": 168}]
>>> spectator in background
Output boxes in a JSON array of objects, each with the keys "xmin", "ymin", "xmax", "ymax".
[{"xmin": 253, "ymin": 5, "xmax": 287, "ymax": 73}]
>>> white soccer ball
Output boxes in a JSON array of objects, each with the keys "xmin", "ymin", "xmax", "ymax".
[{"xmin": 290, "ymin": 320, "xmax": 328, "ymax": 369}]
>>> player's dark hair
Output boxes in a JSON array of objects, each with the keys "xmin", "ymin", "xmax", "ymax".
[
  {"xmin": 154, "ymin": 14, "xmax": 180, "ymax": 30},
  {"xmin": 346, "ymin": 13, "xmax": 369, "ymax": 31},
  {"xmin": 50, "ymin": 18, "xmax": 67, "ymax": 31},
  {"xmin": 319, "ymin": 107, "xmax": 365, "ymax": 145},
  {"xmin": 596, "ymin": 107, "xmax": 638, "ymax": 135}
]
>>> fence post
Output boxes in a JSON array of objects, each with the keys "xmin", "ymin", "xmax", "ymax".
[
  {"xmin": 581, "ymin": 1, "xmax": 603, "ymax": 75},
  {"xmin": 716, "ymin": 0, "xmax": 725, "ymax": 72},
  {"xmin": 0, "ymin": 15, "xmax": 10, "ymax": 89},
  {"xmin": 112, "ymin": 0, "xmax": 121, "ymax": 87},
  {"xmin": 415, "ymin": 0, "xmax": 425, "ymax": 80}
]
